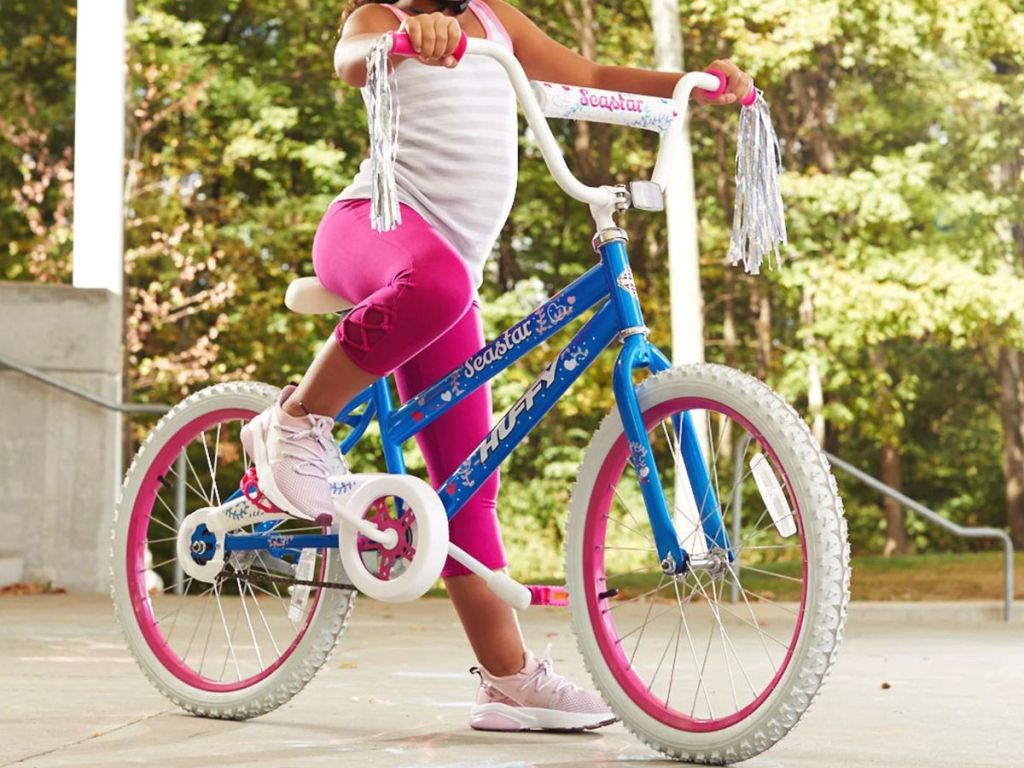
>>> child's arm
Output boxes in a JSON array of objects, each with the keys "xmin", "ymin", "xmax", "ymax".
[
  {"xmin": 335, "ymin": 5, "xmax": 464, "ymax": 87},
  {"xmin": 486, "ymin": 0, "xmax": 752, "ymax": 105}
]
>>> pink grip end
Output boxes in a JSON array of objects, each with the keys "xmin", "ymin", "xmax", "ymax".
[
  {"xmin": 451, "ymin": 32, "xmax": 469, "ymax": 61},
  {"xmin": 700, "ymin": 69, "xmax": 729, "ymax": 100},
  {"xmin": 527, "ymin": 585, "xmax": 569, "ymax": 607},
  {"xmin": 701, "ymin": 68, "xmax": 759, "ymax": 106},
  {"xmin": 390, "ymin": 30, "xmax": 469, "ymax": 62}
]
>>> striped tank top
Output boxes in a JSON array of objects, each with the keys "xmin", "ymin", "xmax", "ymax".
[{"xmin": 337, "ymin": 0, "xmax": 518, "ymax": 288}]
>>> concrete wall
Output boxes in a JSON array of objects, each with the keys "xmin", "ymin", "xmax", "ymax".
[{"xmin": 0, "ymin": 282, "xmax": 121, "ymax": 591}]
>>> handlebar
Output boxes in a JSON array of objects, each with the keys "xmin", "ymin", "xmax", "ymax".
[{"xmin": 387, "ymin": 31, "xmax": 730, "ymax": 209}]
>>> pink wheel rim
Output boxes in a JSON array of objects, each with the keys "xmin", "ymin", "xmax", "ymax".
[
  {"xmin": 126, "ymin": 408, "xmax": 326, "ymax": 692},
  {"xmin": 582, "ymin": 397, "xmax": 808, "ymax": 732}
]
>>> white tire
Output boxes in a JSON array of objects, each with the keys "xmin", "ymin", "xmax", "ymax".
[
  {"xmin": 565, "ymin": 364, "xmax": 849, "ymax": 763},
  {"xmin": 110, "ymin": 381, "xmax": 354, "ymax": 719}
]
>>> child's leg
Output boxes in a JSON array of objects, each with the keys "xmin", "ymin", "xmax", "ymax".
[
  {"xmin": 285, "ymin": 199, "xmax": 476, "ymax": 418},
  {"xmin": 250, "ymin": 199, "xmax": 476, "ymax": 520},
  {"xmin": 394, "ymin": 303, "xmax": 526, "ymax": 676}
]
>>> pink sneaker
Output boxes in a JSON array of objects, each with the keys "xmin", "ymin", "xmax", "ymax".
[
  {"xmin": 240, "ymin": 384, "xmax": 348, "ymax": 523},
  {"xmin": 469, "ymin": 647, "xmax": 616, "ymax": 732}
]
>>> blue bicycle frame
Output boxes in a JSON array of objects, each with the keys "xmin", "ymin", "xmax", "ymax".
[{"xmin": 225, "ymin": 233, "xmax": 730, "ymax": 573}]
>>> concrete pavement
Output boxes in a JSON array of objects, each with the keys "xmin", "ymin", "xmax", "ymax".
[{"xmin": 1, "ymin": 595, "xmax": 1021, "ymax": 768}]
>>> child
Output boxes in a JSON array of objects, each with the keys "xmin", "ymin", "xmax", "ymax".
[{"xmin": 242, "ymin": 0, "xmax": 752, "ymax": 732}]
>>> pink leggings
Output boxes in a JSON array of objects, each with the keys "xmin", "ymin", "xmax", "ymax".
[{"xmin": 312, "ymin": 198, "xmax": 505, "ymax": 578}]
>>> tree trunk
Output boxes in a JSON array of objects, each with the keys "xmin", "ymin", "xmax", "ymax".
[
  {"xmin": 879, "ymin": 443, "xmax": 908, "ymax": 556},
  {"xmin": 998, "ymin": 347, "xmax": 1024, "ymax": 546},
  {"xmin": 799, "ymin": 284, "xmax": 825, "ymax": 445},
  {"xmin": 870, "ymin": 346, "xmax": 908, "ymax": 555},
  {"xmin": 497, "ymin": 222, "xmax": 520, "ymax": 291},
  {"xmin": 750, "ymin": 280, "xmax": 771, "ymax": 379},
  {"xmin": 563, "ymin": 0, "xmax": 612, "ymax": 184}
]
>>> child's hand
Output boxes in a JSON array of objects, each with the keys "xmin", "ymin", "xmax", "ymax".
[
  {"xmin": 399, "ymin": 12, "xmax": 463, "ymax": 68},
  {"xmin": 694, "ymin": 59, "xmax": 754, "ymax": 106}
]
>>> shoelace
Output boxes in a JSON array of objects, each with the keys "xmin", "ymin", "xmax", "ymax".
[
  {"xmin": 275, "ymin": 415, "xmax": 341, "ymax": 479},
  {"xmin": 517, "ymin": 644, "xmax": 581, "ymax": 698}
]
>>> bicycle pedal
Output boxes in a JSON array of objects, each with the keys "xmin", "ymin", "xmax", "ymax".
[
  {"xmin": 240, "ymin": 466, "xmax": 282, "ymax": 514},
  {"xmin": 527, "ymin": 584, "xmax": 569, "ymax": 607}
]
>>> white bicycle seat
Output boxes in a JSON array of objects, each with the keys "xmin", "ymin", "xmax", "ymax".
[{"xmin": 284, "ymin": 277, "xmax": 354, "ymax": 315}]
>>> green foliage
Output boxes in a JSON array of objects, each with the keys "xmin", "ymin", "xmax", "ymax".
[{"xmin": 2, "ymin": 0, "xmax": 1022, "ymax": 577}]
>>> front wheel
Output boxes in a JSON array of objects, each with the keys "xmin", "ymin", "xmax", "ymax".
[{"xmin": 566, "ymin": 364, "xmax": 849, "ymax": 763}]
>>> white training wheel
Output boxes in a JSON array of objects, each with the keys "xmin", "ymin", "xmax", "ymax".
[{"xmin": 333, "ymin": 473, "xmax": 449, "ymax": 602}]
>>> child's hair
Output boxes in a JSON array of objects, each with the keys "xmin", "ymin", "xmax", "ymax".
[{"xmin": 341, "ymin": 0, "xmax": 397, "ymax": 25}]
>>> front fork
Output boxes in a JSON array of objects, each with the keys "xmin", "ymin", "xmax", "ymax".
[{"xmin": 600, "ymin": 230, "xmax": 730, "ymax": 575}]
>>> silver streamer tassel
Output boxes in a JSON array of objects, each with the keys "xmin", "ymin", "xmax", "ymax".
[
  {"xmin": 365, "ymin": 34, "xmax": 402, "ymax": 232},
  {"xmin": 728, "ymin": 90, "xmax": 787, "ymax": 274}
]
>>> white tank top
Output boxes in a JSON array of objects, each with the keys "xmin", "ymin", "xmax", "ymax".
[{"xmin": 336, "ymin": 0, "xmax": 518, "ymax": 288}]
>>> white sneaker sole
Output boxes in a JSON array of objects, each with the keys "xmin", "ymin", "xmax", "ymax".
[
  {"xmin": 240, "ymin": 411, "xmax": 319, "ymax": 523},
  {"xmin": 469, "ymin": 702, "xmax": 617, "ymax": 732}
]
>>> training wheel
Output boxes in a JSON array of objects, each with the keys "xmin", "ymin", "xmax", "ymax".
[{"xmin": 334, "ymin": 474, "xmax": 448, "ymax": 602}]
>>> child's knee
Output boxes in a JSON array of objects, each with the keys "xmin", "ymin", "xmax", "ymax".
[{"xmin": 408, "ymin": 250, "xmax": 474, "ymax": 329}]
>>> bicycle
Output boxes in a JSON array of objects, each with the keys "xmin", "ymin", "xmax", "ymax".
[{"xmin": 111, "ymin": 32, "xmax": 849, "ymax": 764}]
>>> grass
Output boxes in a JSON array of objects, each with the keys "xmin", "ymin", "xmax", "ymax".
[{"xmin": 429, "ymin": 551, "xmax": 1023, "ymax": 603}]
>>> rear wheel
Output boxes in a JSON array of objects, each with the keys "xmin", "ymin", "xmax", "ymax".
[
  {"xmin": 566, "ymin": 364, "xmax": 849, "ymax": 763},
  {"xmin": 111, "ymin": 381, "xmax": 354, "ymax": 719}
]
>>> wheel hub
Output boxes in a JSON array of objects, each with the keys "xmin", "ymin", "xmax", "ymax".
[{"xmin": 189, "ymin": 524, "xmax": 217, "ymax": 565}]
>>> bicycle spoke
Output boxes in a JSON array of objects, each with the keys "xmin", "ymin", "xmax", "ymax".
[
  {"xmin": 184, "ymin": 448, "xmax": 212, "ymax": 506},
  {"xmin": 729, "ymin": 581, "xmax": 800, "ymax": 615},
  {"xmin": 236, "ymin": 577, "xmax": 265, "ymax": 672},
  {"xmin": 201, "ymin": 429, "xmax": 222, "ymax": 507},
  {"xmin": 647, "ymin": 603, "xmax": 682, "ymax": 694},
  {"xmin": 213, "ymin": 582, "xmax": 242, "ymax": 682},
  {"xmin": 687, "ymin": 572, "xmax": 719, "ymax": 718},
  {"xmin": 150, "ymin": 500, "xmax": 180, "ymax": 534},
  {"xmin": 628, "ymin": 574, "xmax": 666, "ymax": 667},
  {"xmin": 710, "ymin": 577, "xmax": 740, "ymax": 712},
  {"xmin": 604, "ymin": 581, "xmax": 672, "ymax": 612},
  {"xmin": 197, "ymin": 592, "xmax": 218, "ymax": 677},
  {"xmin": 211, "ymin": 423, "xmax": 223, "ymax": 504},
  {"xmin": 664, "ymin": 608, "xmax": 683, "ymax": 709},
  {"xmin": 725, "ymin": 562, "xmax": 778, "ymax": 670},
  {"xmin": 165, "ymin": 464, "xmax": 209, "ymax": 507},
  {"xmin": 671, "ymin": 578, "xmax": 713, "ymax": 719},
  {"xmin": 245, "ymin": 580, "xmax": 283, "ymax": 657},
  {"xmin": 739, "ymin": 564, "xmax": 803, "ymax": 584},
  {"xmin": 182, "ymin": 589, "xmax": 214, "ymax": 664},
  {"xmin": 606, "ymin": 504, "xmax": 655, "ymax": 548}
]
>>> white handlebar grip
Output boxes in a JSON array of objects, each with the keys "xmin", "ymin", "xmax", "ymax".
[{"xmin": 486, "ymin": 571, "xmax": 533, "ymax": 611}]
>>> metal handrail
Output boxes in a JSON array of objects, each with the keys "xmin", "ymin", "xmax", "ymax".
[
  {"xmin": 825, "ymin": 453, "xmax": 1014, "ymax": 622},
  {"xmin": 728, "ymin": 436, "xmax": 1014, "ymax": 621},
  {"xmin": 0, "ymin": 351, "xmax": 169, "ymax": 414}
]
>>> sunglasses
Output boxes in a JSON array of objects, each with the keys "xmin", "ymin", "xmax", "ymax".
[{"xmin": 402, "ymin": 0, "xmax": 471, "ymax": 15}]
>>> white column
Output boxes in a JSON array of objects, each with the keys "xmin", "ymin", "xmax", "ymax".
[
  {"xmin": 71, "ymin": 0, "xmax": 126, "ymax": 541},
  {"xmin": 651, "ymin": 0, "xmax": 709, "ymax": 556},
  {"xmin": 72, "ymin": 0, "xmax": 127, "ymax": 295},
  {"xmin": 650, "ymin": 0, "xmax": 704, "ymax": 368}
]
